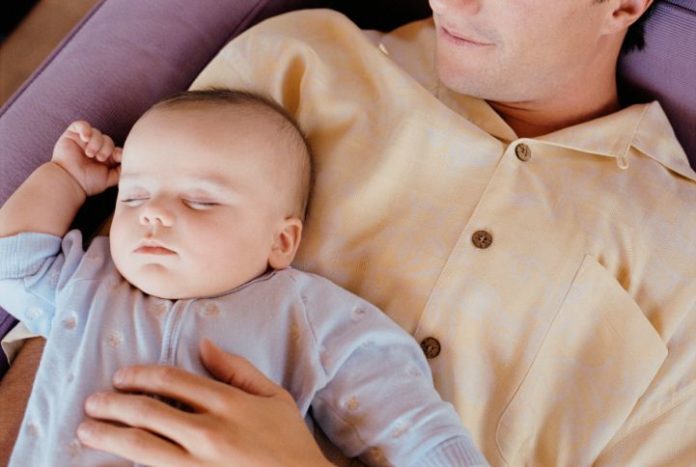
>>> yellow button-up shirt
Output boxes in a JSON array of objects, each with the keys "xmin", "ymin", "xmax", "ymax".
[{"xmin": 193, "ymin": 9, "xmax": 696, "ymax": 466}]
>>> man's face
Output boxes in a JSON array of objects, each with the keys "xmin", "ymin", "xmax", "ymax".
[
  {"xmin": 110, "ymin": 106, "xmax": 291, "ymax": 299},
  {"xmin": 430, "ymin": 0, "xmax": 611, "ymax": 103}
]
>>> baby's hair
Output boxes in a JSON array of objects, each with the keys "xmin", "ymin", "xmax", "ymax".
[{"xmin": 151, "ymin": 88, "xmax": 314, "ymax": 221}]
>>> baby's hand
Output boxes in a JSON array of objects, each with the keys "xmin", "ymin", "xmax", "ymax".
[{"xmin": 52, "ymin": 120, "xmax": 122, "ymax": 196}]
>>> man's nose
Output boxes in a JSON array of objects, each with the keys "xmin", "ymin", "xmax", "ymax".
[{"xmin": 139, "ymin": 200, "xmax": 174, "ymax": 227}]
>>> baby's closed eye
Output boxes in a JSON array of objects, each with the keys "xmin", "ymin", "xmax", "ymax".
[
  {"xmin": 183, "ymin": 199, "xmax": 221, "ymax": 210},
  {"xmin": 119, "ymin": 197, "xmax": 149, "ymax": 207}
]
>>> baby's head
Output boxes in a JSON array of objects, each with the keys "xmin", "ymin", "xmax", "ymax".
[{"xmin": 109, "ymin": 89, "xmax": 312, "ymax": 299}]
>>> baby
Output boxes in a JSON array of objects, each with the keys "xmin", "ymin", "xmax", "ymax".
[{"xmin": 0, "ymin": 89, "xmax": 486, "ymax": 466}]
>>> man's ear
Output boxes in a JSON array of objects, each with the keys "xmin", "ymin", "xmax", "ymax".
[
  {"xmin": 268, "ymin": 217, "xmax": 303, "ymax": 270},
  {"xmin": 602, "ymin": 0, "xmax": 653, "ymax": 35}
]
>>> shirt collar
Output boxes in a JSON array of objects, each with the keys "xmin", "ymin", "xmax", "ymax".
[
  {"xmin": 446, "ymin": 91, "xmax": 695, "ymax": 182},
  {"xmin": 382, "ymin": 17, "xmax": 695, "ymax": 182},
  {"xmin": 538, "ymin": 101, "xmax": 696, "ymax": 181}
]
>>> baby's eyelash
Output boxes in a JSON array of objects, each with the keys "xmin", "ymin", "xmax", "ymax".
[
  {"xmin": 184, "ymin": 200, "xmax": 220, "ymax": 209},
  {"xmin": 120, "ymin": 198, "xmax": 148, "ymax": 203}
]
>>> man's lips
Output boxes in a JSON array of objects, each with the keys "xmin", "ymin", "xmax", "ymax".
[{"xmin": 439, "ymin": 25, "xmax": 492, "ymax": 47}]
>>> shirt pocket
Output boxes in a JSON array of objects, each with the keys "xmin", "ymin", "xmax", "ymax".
[{"xmin": 495, "ymin": 254, "xmax": 667, "ymax": 467}]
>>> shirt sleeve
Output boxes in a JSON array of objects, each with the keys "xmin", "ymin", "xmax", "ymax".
[
  {"xmin": 0, "ymin": 230, "xmax": 87, "ymax": 337},
  {"xmin": 303, "ymin": 282, "xmax": 487, "ymax": 466},
  {"xmin": 0, "ymin": 321, "xmax": 39, "ymax": 364}
]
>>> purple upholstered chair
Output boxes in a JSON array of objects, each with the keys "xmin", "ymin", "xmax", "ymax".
[{"xmin": 0, "ymin": 0, "xmax": 694, "ymax": 377}]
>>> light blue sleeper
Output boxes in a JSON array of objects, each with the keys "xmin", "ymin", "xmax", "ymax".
[{"xmin": 0, "ymin": 230, "xmax": 486, "ymax": 466}]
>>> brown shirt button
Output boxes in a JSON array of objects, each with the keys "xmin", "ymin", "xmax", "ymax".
[
  {"xmin": 471, "ymin": 230, "xmax": 493, "ymax": 249},
  {"xmin": 515, "ymin": 143, "xmax": 531, "ymax": 161},
  {"xmin": 420, "ymin": 337, "xmax": 441, "ymax": 359}
]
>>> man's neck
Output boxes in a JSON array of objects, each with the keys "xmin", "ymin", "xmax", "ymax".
[{"xmin": 488, "ymin": 71, "xmax": 620, "ymax": 139}]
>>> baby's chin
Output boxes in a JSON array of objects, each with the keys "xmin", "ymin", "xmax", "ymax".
[
  {"xmin": 114, "ymin": 263, "xmax": 247, "ymax": 300},
  {"xmin": 113, "ymin": 263, "xmax": 198, "ymax": 300},
  {"xmin": 128, "ymin": 274, "xmax": 194, "ymax": 300}
]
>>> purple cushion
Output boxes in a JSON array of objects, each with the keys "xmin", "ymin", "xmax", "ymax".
[{"xmin": 618, "ymin": 0, "xmax": 696, "ymax": 169}]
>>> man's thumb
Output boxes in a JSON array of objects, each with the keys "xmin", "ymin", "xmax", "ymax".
[{"xmin": 199, "ymin": 338, "xmax": 279, "ymax": 398}]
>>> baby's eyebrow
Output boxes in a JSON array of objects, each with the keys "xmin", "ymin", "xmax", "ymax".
[
  {"xmin": 119, "ymin": 173, "xmax": 243, "ymax": 197},
  {"xmin": 183, "ymin": 176, "xmax": 238, "ymax": 195},
  {"xmin": 119, "ymin": 173, "xmax": 237, "ymax": 195}
]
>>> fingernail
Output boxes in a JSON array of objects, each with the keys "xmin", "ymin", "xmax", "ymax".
[
  {"xmin": 77, "ymin": 422, "xmax": 92, "ymax": 441},
  {"xmin": 113, "ymin": 369, "xmax": 126, "ymax": 386},
  {"xmin": 85, "ymin": 392, "xmax": 103, "ymax": 412}
]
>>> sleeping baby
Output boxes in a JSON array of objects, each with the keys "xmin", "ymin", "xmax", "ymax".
[{"xmin": 0, "ymin": 89, "xmax": 487, "ymax": 466}]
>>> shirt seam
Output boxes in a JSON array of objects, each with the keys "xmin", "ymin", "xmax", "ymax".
[{"xmin": 285, "ymin": 272, "xmax": 328, "ymax": 383}]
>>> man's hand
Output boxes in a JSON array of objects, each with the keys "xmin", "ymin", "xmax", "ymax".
[
  {"xmin": 77, "ymin": 339, "xmax": 332, "ymax": 467},
  {"xmin": 52, "ymin": 120, "xmax": 122, "ymax": 196}
]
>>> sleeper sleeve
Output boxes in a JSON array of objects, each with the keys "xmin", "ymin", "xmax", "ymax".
[
  {"xmin": 304, "ymin": 288, "xmax": 488, "ymax": 466},
  {"xmin": 0, "ymin": 230, "xmax": 88, "ymax": 337}
]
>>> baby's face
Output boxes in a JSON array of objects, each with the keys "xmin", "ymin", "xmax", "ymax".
[{"xmin": 110, "ymin": 106, "xmax": 294, "ymax": 299}]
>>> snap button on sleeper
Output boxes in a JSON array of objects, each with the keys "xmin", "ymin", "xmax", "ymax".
[
  {"xmin": 26, "ymin": 306, "xmax": 43, "ymax": 320},
  {"xmin": 515, "ymin": 143, "xmax": 531, "ymax": 161},
  {"xmin": 420, "ymin": 337, "xmax": 441, "ymax": 359},
  {"xmin": 472, "ymin": 230, "xmax": 493, "ymax": 249},
  {"xmin": 106, "ymin": 330, "xmax": 124, "ymax": 348}
]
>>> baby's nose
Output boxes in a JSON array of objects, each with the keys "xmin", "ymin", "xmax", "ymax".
[{"xmin": 139, "ymin": 202, "xmax": 174, "ymax": 227}]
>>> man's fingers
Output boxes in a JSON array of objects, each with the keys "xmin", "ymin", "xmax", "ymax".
[
  {"xmin": 200, "ymin": 339, "xmax": 280, "ymax": 398},
  {"xmin": 83, "ymin": 392, "xmax": 200, "ymax": 446},
  {"xmin": 77, "ymin": 419, "xmax": 190, "ymax": 467},
  {"xmin": 112, "ymin": 365, "xmax": 243, "ymax": 414}
]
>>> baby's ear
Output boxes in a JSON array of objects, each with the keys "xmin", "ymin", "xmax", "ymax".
[{"xmin": 268, "ymin": 217, "xmax": 303, "ymax": 270}]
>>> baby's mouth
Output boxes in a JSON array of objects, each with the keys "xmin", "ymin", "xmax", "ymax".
[
  {"xmin": 134, "ymin": 240, "xmax": 176, "ymax": 255},
  {"xmin": 134, "ymin": 245, "xmax": 176, "ymax": 255}
]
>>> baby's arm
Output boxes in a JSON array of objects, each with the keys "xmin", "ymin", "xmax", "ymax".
[
  {"xmin": 0, "ymin": 121, "xmax": 121, "ymax": 238},
  {"xmin": 305, "ymin": 291, "xmax": 487, "ymax": 466}
]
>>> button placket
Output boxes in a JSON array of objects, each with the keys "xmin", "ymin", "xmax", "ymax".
[{"xmin": 412, "ymin": 141, "xmax": 519, "ymax": 361}]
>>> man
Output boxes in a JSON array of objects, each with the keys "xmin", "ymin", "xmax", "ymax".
[{"xmin": 3, "ymin": 0, "xmax": 695, "ymax": 465}]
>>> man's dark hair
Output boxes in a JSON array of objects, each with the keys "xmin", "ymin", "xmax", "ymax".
[
  {"xmin": 152, "ymin": 88, "xmax": 314, "ymax": 221},
  {"xmin": 622, "ymin": 0, "xmax": 659, "ymax": 54}
]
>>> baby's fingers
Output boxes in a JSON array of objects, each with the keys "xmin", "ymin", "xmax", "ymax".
[
  {"xmin": 85, "ymin": 128, "xmax": 105, "ymax": 158},
  {"xmin": 112, "ymin": 148, "xmax": 123, "ymax": 164},
  {"xmin": 68, "ymin": 120, "xmax": 92, "ymax": 144},
  {"xmin": 95, "ymin": 135, "xmax": 116, "ymax": 163}
]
